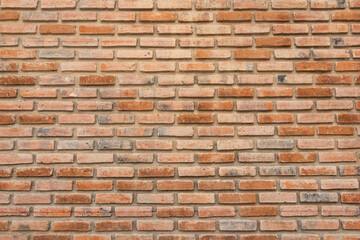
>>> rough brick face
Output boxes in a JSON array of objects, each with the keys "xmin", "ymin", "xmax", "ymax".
[{"xmin": 0, "ymin": 0, "xmax": 359, "ymax": 238}]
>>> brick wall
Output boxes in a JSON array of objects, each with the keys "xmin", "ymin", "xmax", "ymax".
[{"xmin": 0, "ymin": 0, "xmax": 360, "ymax": 239}]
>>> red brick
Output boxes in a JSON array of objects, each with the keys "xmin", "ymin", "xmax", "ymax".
[
  {"xmin": 239, "ymin": 180, "xmax": 276, "ymax": 190},
  {"xmin": 195, "ymin": 0, "xmax": 230, "ymax": 9},
  {"xmin": 216, "ymin": 12, "xmax": 252, "ymax": 22},
  {"xmin": 219, "ymin": 193, "xmax": 256, "ymax": 204},
  {"xmin": 301, "ymin": 220, "xmax": 339, "ymax": 230},
  {"xmin": 297, "ymin": 62, "xmax": 332, "ymax": 72},
  {"xmin": 260, "ymin": 220, "xmax": 297, "ymax": 231},
  {"xmin": 256, "ymin": 37, "xmax": 292, "ymax": 47},
  {"xmin": 137, "ymin": 220, "xmax": 173, "ymax": 231},
  {"xmin": 79, "ymin": 25, "xmax": 115, "ymax": 35},
  {"xmin": 235, "ymin": 49, "xmax": 271, "ymax": 59},
  {"xmin": 95, "ymin": 221, "xmax": 132, "ymax": 231},
  {"xmin": 240, "ymin": 206, "xmax": 277, "ymax": 216},
  {"xmin": 178, "ymin": 220, "xmax": 215, "ymax": 231},
  {"xmin": 255, "ymin": 12, "xmax": 291, "ymax": 22},
  {"xmin": 95, "ymin": 193, "xmax": 133, "ymax": 203},
  {"xmin": 336, "ymin": 62, "xmax": 360, "ymax": 71},
  {"xmin": 40, "ymin": 25, "xmax": 75, "ymax": 34}
]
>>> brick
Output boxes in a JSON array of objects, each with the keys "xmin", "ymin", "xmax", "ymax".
[
  {"xmin": 319, "ymin": 152, "xmax": 357, "ymax": 162},
  {"xmin": 95, "ymin": 221, "xmax": 132, "ymax": 232},
  {"xmin": 255, "ymin": 12, "xmax": 290, "ymax": 22},
  {"xmin": 318, "ymin": 126, "xmax": 354, "ymax": 135},
  {"xmin": 198, "ymin": 127, "xmax": 234, "ymax": 137},
  {"xmin": 118, "ymin": 0, "xmax": 153, "ymax": 9},
  {"xmin": 337, "ymin": 113, "xmax": 360, "ymax": 123},
  {"xmin": 138, "ymin": 167, "xmax": 174, "ymax": 177},
  {"xmin": 259, "ymin": 193, "xmax": 297, "ymax": 203},
  {"xmin": 178, "ymin": 12, "xmax": 213, "ymax": 22},
  {"xmin": 41, "ymin": 0, "xmax": 76, "ymax": 9},
  {"xmin": 336, "ymin": 62, "xmax": 360, "ymax": 71},
  {"xmin": 0, "ymin": 115, "xmax": 15, "ymax": 125},
  {"xmin": 137, "ymin": 220, "xmax": 174, "ymax": 231},
  {"xmin": 312, "ymin": 24, "xmax": 349, "ymax": 34},
  {"xmin": 96, "ymin": 193, "xmax": 133, "ymax": 203},
  {"xmin": 321, "ymin": 179, "xmax": 359, "ymax": 189},
  {"xmin": 217, "ymin": 37, "xmax": 252, "ymax": 47},
  {"xmin": 260, "ymin": 167, "xmax": 296, "ymax": 176},
  {"xmin": 310, "ymin": 0, "xmax": 346, "ymax": 9},
  {"xmin": 158, "ymin": 153, "xmax": 194, "ymax": 163},
  {"xmin": 297, "ymin": 62, "xmax": 332, "ymax": 72},
  {"xmin": 39, "ymin": 25, "xmax": 75, "ymax": 34},
  {"xmin": 238, "ymin": 126, "xmax": 275, "ymax": 136},
  {"xmin": 219, "ymin": 193, "xmax": 257, "ymax": 204},
  {"xmin": 219, "ymin": 88, "xmax": 254, "ymax": 98},
  {"xmin": 1, "ymin": 0, "xmax": 37, "ymax": 8},
  {"xmin": 294, "ymin": 12, "xmax": 330, "ymax": 21},
  {"xmin": 198, "ymin": 180, "xmax": 235, "ymax": 190},
  {"xmin": 118, "ymin": 25, "xmax": 154, "ymax": 35},
  {"xmin": 0, "ymin": 62, "xmax": 17, "ymax": 72},
  {"xmin": 235, "ymin": 49, "xmax": 271, "ymax": 59},
  {"xmin": 198, "ymin": 153, "xmax": 235, "ymax": 163},
  {"xmin": 333, "ymin": 11, "xmax": 360, "ymax": 21},
  {"xmin": 278, "ymin": 126, "xmax": 314, "ymax": 136},
  {"xmin": 178, "ymin": 194, "xmax": 215, "ymax": 204},
  {"xmin": 118, "ymin": 127, "xmax": 153, "ymax": 137},
  {"xmin": 295, "ymin": 37, "xmax": 330, "ymax": 47},
  {"xmin": 0, "ymin": 206, "xmax": 29, "ymax": 216},
  {"xmin": 102, "ymin": 38, "xmax": 136, "ymax": 47},
  {"xmin": 258, "ymin": 113, "xmax": 294, "ymax": 123},
  {"xmin": 178, "ymin": 167, "xmax": 215, "ymax": 177},
  {"xmin": 11, "ymin": 221, "xmax": 49, "ymax": 231},
  {"xmin": 140, "ymin": 12, "xmax": 175, "ymax": 22},
  {"xmin": 238, "ymin": 153, "xmax": 275, "ymax": 163},
  {"xmin": 157, "ymin": 0, "xmax": 192, "ymax": 9},
  {"xmin": 256, "ymin": 37, "xmax": 291, "ymax": 47},
  {"xmin": 57, "ymin": 167, "xmax": 93, "ymax": 177},
  {"xmin": 300, "ymin": 166, "xmax": 337, "ymax": 176},
  {"xmin": 235, "ymin": 24, "xmax": 270, "ymax": 34},
  {"xmin": 62, "ymin": 12, "xmax": 97, "ymax": 21},
  {"xmin": 298, "ymin": 139, "xmax": 335, "ymax": 149},
  {"xmin": 137, "ymin": 194, "xmax": 174, "ymax": 204},
  {"xmin": 260, "ymin": 220, "xmax": 297, "ymax": 231},
  {"xmin": 301, "ymin": 220, "xmax": 339, "ymax": 230},
  {"xmin": 272, "ymin": 0, "xmax": 307, "ymax": 9},
  {"xmin": 116, "ymin": 206, "xmax": 152, "ymax": 217},
  {"xmin": 341, "ymin": 193, "xmax": 360, "ymax": 203},
  {"xmin": 220, "ymin": 220, "xmax": 257, "ymax": 231},
  {"xmin": 157, "ymin": 180, "xmax": 194, "ymax": 191},
  {"xmin": 239, "ymin": 180, "xmax": 276, "ymax": 190},
  {"xmin": 217, "ymin": 140, "xmax": 253, "ymax": 150},
  {"xmin": 216, "ymin": 12, "xmax": 252, "ymax": 22},
  {"xmin": 317, "ymin": 100, "xmax": 353, "ymax": 110},
  {"xmin": 240, "ymin": 206, "xmax": 277, "ymax": 216},
  {"xmin": 195, "ymin": 0, "xmax": 230, "ymax": 9},
  {"xmin": 37, "ymin": 153, "xmax": 74, "ymax": 164},
  {"xmin": 234, "ymin": 0, "xmax": 269, "ymax": 9},
  {"xmin": 79, "ymin": 25, "xmax": 114, "ymax": 35},
  {"xmin": 198, "ymin": 206, "xmax": 235, "ymax": 217},
  {"xmin": 275, "ymin": 50, "xmax": 310, "ymax": 59},
  {"xmin": 277, "ymin": 101, "xmax": 313, "ymax": 110},
  {"xmin": 140, "ymin": 62, "xmax": 175, "ymax": 72},
  {"xmin": 62, "ymin": 37, "xmax": 98, "ymax": 47},
  {"xmin": 257, "ymin": 139, "xmax": 294, "ymax": 150},
  {"xmin": 273, "ymin": 24, "xmax": 309, "ymax": 34}
]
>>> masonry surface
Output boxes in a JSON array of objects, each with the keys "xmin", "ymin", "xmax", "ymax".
[{"xmin": 0, "ymin": 0, "xmax": 360, "ymax": 239}]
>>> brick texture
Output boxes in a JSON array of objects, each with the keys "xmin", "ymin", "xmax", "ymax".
[{"xmin": 0, "ymin": 0, "xmax": 360, "ymax": 238}]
